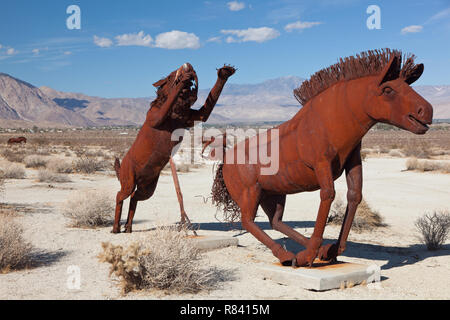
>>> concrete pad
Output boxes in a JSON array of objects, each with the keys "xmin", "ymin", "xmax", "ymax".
[
  {"xmin": 257, "ymin": 260, "xmax": 381, "ymax": 291},
  {"xmin": 187, "ymin": 235, "xmax": 239, "ymax": 251}
]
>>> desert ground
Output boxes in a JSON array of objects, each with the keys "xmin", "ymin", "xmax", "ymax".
[{"xmin": 0, "ymin": 127, "xmax": 449, "ymax": 300}]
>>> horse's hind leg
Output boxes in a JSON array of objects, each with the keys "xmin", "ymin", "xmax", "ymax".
[
  {"xmin": 238, "ymin": 187, "xmax": 296, "ymax": 266},
  {"xmin": 113, "ymin": 190, "xmax": 131, "ymax": 233},
  {"xmin": 124, "ymin": 179, "xmax": 158, "ymax": 233},
  {"xmin": 260, "ymin": 194, "xmax": 310, "ymax": 248}
]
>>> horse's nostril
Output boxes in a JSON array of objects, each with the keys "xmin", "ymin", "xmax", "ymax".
[{"xmin": 417, "ymin": 106, "xmax": 424, "ymax": 116}]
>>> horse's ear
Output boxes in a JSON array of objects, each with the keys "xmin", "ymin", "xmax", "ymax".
[
  {"xmin": 404, "ymin": 63, "xmax": 424, "ymax": 85},
  {"xmin": 377, "ymin": 54, "xmax": 401, "ymax": 86},
  {"xmin": 153, "ymin": 78, "xmax": 167, "ymax": 88}
]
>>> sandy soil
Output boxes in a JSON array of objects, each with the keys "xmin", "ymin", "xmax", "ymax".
[{"xmin": 0, "ymin": 157, "xmax": 449, "ymax": 300}]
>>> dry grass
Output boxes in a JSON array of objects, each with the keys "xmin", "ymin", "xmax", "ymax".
[
  {"xmin": 24, "ymin": 155, "xmax": 48, "ymax": 168},
  {"xmin": 176, "ymin": 162, "xmax": 191, "ymax": 173},
  {"xmin": 388, "ymin": 149, "xmax": 405, "ymax": 157},
  {"xmin": 328, "ymin": 197, "xmax": 386, "ymax": 232},
  {"xmin": 405, "ymin": 158, "xmax": 450, "ymax": 173},
  {"xmin": 47, "ymin": 159, "xmax": 73, "ymax": 174},
  {"xmin": 1, "ymin": 148, "xmax": 26, "ymax": 163},
  {"xmin": 0, "ymin": 164, "xmax": 26, "ymax": 179},
  {"xmin": 402, "ymin": 143, "xmax": 431, "ymax": 159},
  {"xmin": 63, "ymin": 191, "xmax": 114, "ymax": 228},
  {"xmin": 99, "ymin": 225, "xmax": 225, "ymax": 294},
  {"xmin": 415, "ymin": 210, "xmax": 450, "ymax": 251},
  {"xmin": 37, "ymin": 169, "xmax": 72, "ymax": 183},
  {"xmin": 74, "ymin": 156, "xmax": 106, "ymax": 174},
  {"xmin": 0, "ymin": 214, "xmax": 33, "ymax": 272}
]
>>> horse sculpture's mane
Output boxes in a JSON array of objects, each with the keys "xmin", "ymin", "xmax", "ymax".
[
  {"xmin": 294, "ymin": 48, "xmax": 419, "ymax": 105},
  {"xmin": 150, "ymin": 70, "xmax": 195, "ymax": 121}
]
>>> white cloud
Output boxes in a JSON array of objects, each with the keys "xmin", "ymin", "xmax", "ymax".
[
  {"xmin": 64, "ymin": 51, "xmax": 72, "ymax": 55},
  {"xmin": 221, "ymin": 27, "xmax": 280, "ymax": 43},
  {"xmin": 207, "ymin": 36, "xmax": 222, "ymax": 43},
  {"xmin": 115, "ymin": 31, "xmax": 153, "ymax": 47},
  {"xmin": 93, "ymin": 35, "xmax": 113, "ymax": 48},
  {"xmin": 0, "ymin": 44, "xmax": 3, "ymax": 49},
  {"xmin": 6, "ymin": 48, "xmax": 17, "ymax": 55},
  {"xmin": 401, "ymin": 25, "xmax": 423, "ymax": 34},
  {"xmin": 427, "ymin": 7, "xmax": 450, "ymax": 23},
  {"xmin": 31, "ymin": 47, "xmax": 49, "ymax": 56},
  {"xmin": 284, "ymin": 20, "xmax": 322, "ymax": 32},
  {"xmin": 227, "ymin": 1, "xmax": 245, "ymax": 11},
  {"xmin": 154, "ymin": 30, "xmax": 200, "ymax": 49},
  {"xmin": 225, "ymin": 36, "xmax": 236, "ymax": 43}
]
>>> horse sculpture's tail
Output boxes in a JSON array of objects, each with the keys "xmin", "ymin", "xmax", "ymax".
[
  {"xmin": 114, "ymin": 158, "xmax": 121, "ymax": 180},
  {"xmin": 211, "ymin": 164, "xmax": 241, "ymax": 223}
]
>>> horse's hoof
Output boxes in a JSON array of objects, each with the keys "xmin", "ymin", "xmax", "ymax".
[
  {"xmin": 318, "ymin": 243, "xmax": 338, "ymax": 261},
  {"xmin": 111, "ymin": 227, "xmax": 121, "ymax": 234},
  {"xmin": 124, "ymin": 227, "xmax": 132, "ymax": 234},
  {"xmin": 295, "ymin": 250, "xmax": 315, "ymax": 267},
  {"xmin": 275, "ymin": 248, "xmax": 296, "ymax": 266}
]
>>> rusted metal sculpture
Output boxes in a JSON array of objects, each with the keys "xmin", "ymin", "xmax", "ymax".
[
  {"xmin": 212, "ymin": 49, "xmax": 433, "ymax": 267},
  {"xmin": 7, "ymin": 137, "xmax": 27, "ymax": 145},
  {"xmin": 113, "ymin": 63, "xmax": 235, "ymax": 233}
]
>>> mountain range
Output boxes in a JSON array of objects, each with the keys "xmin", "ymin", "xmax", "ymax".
[{"xmin": 0, "ymin": 72, "xmax": 448, "ymax": 128}]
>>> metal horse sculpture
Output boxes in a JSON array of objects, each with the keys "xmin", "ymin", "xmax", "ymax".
[
  {"xmin": 212, "ymin": 49, "xmax": 433, "ymax": 267},
  {"xmin": 113, "ymin": 63, "xmax": 235, "ymax": 233},
  {"xmin": 7, "ymin": 137, "xmax": 27, "ymax": 145}
]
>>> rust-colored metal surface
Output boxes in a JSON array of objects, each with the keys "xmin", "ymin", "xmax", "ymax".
[
  {"xmin": 7, "ymin": 137, "xmax": 27, "ymax": 145},
  {"xmin": 212, "ymin": 49, "xmax": 433, "ymax": 267},
  {"xmin": 112, "ymin": 63, "xmax": 235, "ymax": 233}
]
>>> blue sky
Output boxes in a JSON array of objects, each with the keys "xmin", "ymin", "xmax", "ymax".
[{"xmin": 0, "ymin": 0, "xmax": 449, "ymax": 98}]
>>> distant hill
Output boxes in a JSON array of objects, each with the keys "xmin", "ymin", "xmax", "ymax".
[
  {"xmin": 0, "ymin": 73, "xmax": 94, "ymax": 128},
  {"xmin": 0, "ymin": 72, "xmax": 448, "ymax": 127}
]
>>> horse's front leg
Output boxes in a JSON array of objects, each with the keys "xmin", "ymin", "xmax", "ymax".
[
  {"xmin": 296, "ymin": 162, "xmax": 335, "ymax": 267},
  {"xmin": 318, "ymin": 145, "xmax": 362, "ymax": 261}
]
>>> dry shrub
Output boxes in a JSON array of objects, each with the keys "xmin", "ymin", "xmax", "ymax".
[
  {"xmin": 176, "ymin": 162, "xmax": 191, "ymax": 173},
  {"xmin": 38, "ymin": 169, "xmax": 71, "ymax": 183},
  {"xmin": 99, "ymin": 225, "xmax": 221, "ymax": 294},
  {"xmin": 74, "ymin": 156, "xmax": 105, "ymax": 174},
  {"xmin": 388, "ymin": 149, "xmax": 405, "ymax": 157},
  {"xmin": 24, "ymin": 155, "xmax": 48, "ymax": 168},
  {"xmin": 35, "ymin": 148, "xmax": 51, "ymax": 156},
  {"xmin": 63, "ymin": 191, "xmax": 114, "ymax": 228},
  {"xmin": 0, "ymin": 164, "xmax": 26, "ymax": 179},
  {"xmin": 402, "ymin": 143, "xmax": 430, "ymax": 159},
  {"xmin": 405, "ymin": 158, "xmax": 450, "ymax": 173},
  {"xmin": 328, "ymin": 197, "xmax": 386, "ymax": 232},
  {"xmin": 31, "ymin": 137, "xmax": 49, "ymax": 146},
  {"xmin": 415, "ymin": 210, "xmax": 450, "ymax": 250},
  {"xmin": 85, "ymin": 149, "xmax": 106, "ymax": 158},
  {"xmin": 47, "ymin": 159, "xmax": 73, "ymax": 174},
  {"xmin": 360, "ymin": 150, "xmax": 368, "ymax": 161},
  {"xmin": 0, "ymin": 214, "xmax": 33, "ymax": 272},
  {"xmin": 1, "ymin": 148, "xmax": 26, "ymax": 163}
]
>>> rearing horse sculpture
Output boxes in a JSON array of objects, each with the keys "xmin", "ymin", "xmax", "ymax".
[
  {"xmin": 113, "ymin": 63, "xmax": 235, "ymax": 233},
  {"xmin": 212, "ymin": 49, "xmax": 433, "ymax": 267}
]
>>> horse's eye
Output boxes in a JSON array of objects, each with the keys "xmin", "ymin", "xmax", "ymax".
[{"xmin": 383, "ymin": 86, "xmax": 394, "ymax": 95}]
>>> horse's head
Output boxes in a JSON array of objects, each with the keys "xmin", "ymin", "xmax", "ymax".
[
  {"xmin": 365, "ymin": 54, "xmax": 433, "ymax": 134},
  {"xmin": 152, "ymin": 63, "xmax": 198, "ymax": 120}
]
